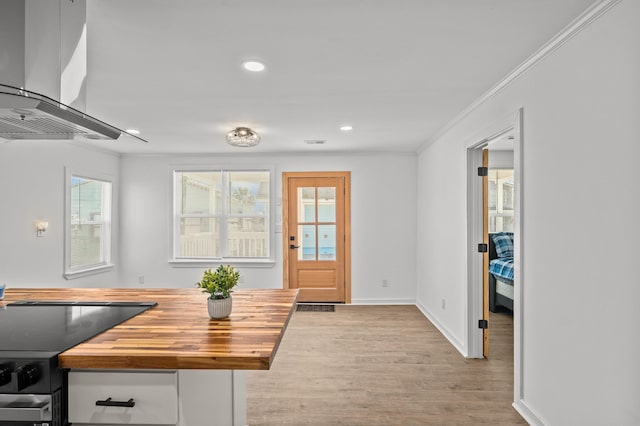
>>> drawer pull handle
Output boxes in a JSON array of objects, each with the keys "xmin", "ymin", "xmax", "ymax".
[{"xmin": 95, "ymin": 397, "xmax": 135, "ymax": 408}]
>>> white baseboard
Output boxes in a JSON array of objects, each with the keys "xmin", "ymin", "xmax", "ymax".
[
  {"xmin": 415, "ymin": 300, "xmax": 467, "ymax": 357},
  {"xmin": 350, "ymin": 298, "xmax": 416, "ymax": 305},
  {"xmin": 513, "ymin": 399, "xmax": 546, "ymax": 426}
]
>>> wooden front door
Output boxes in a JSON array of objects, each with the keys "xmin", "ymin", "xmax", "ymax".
[{"xmin": 283, "ymin": 172, "xmax": 350, "ymax": 303}]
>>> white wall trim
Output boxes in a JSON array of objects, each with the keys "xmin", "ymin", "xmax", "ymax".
[
  {"xmin": 513, "ymin": 399, "xmax": 547, "ymax": 426},
  {"xmin": 167, "ymin": 164, "xmax": 276, "ymax": 265},
  {"xmin": 464, "ymin": 108, "xmax": 525, "ymax": 418},
  {"xmin": 63, "ymin": 167, "xmax": 117, "ymax": 280},
  {"xmin": 122, "ymin": 150, "xmax": 418, "ymax": 159},
  {"xmin": 351, "ymin": 298, "xmax": 416, "ymax": 305},
  {"xmin": 63, "ymin": 263, "xmax": 114, "ymax": 280},
  {"xmin": 466, "ymin": 145, "xmax": 485, "ymax": 359},
  {"xmin": 417, "ymin": 0, "xmax": 622, "ymax": 154},
  {"xmin": 465, "ymin": 111, "xmax": 522, "ymax": 360},
  {"xmin": 511, "ymin": 109, "xmax": 525, "ymax": 409},
  {"xmin": 415, "ymin": 300, "xmax": 467, "ymax": 357},
  {"xmin": 168, "ymin": 259, "xmax": 276, "ymax": 268}
]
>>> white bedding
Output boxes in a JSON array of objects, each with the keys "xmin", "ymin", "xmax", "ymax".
[{"xmin": 496, "ymin": 278, "xmax": 514, "ymax": 300}]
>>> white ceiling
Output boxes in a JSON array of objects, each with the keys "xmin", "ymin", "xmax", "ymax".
[{"xmin": 84, "ymin": 0, "xmax": 595, "ymax": 154}]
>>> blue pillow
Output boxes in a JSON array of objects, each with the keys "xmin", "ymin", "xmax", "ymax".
[{"xmin": 491, "ymin": 232, "xmax": 514, "ymax": 258}]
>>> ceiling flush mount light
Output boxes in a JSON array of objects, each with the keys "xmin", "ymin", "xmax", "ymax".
[
  {"xmin": 242, "ymin": 61, "xmax": 265, "ymax": 72},
  {"xmin": 340, "ymin": 125, "xmax": 353, "ymax": 131},
  {"xmin": 125, "ymin": 129, "xmax": 140, "ymax": 135},
  {"xmin": 226, "ymin": 127, "xmax": 261, "ymax": 147}
]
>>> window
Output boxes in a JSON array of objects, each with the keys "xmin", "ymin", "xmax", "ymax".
[
  {"xmin": 488, "ymin": 169, "xmax": 514, "ymax": 233},
  {"xmin": 65, "ymin": 171, "xmax": 113, "ymax": 278},
  {"xmin": 173, "ymin": 169, "xmax": 271, "ymax": 262}
]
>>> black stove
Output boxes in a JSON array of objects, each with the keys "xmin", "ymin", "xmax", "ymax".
[{"xmin": 0, "ymin": 301, "xmax": 156, "ymax": 426}]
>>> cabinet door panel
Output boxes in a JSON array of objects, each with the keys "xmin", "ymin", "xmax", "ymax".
[{"xmin": 68, "ymin": 371, "xmax": 178, "ymax": 425}]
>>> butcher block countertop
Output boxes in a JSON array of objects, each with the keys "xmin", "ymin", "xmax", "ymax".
[{"xmin": 2, "ymin": 288, "xmax": 298, "ymax": 370}]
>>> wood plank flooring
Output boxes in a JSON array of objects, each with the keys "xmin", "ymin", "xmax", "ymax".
[{"xmin": 247, "ymin": 305, "xmax": 525, "ymax": 425}]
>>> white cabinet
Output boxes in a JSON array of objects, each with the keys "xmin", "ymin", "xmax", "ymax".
[
  {"xmin": 68, "ymin": 369, "xmax": 246, "ymax": 426},
  {"xmin": 68, "ymin": 371, "xmax": 178, "ymax": 425}
]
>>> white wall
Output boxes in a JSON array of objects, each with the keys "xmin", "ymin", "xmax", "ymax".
[
  {"xmin": 416, "ymin": 1, "xmax": 640, "ymax": 424},
  {"xmin": 489, "ymin": 150, "xmax": 514, "ymax": 169},
  {"xmin": 0, "ymin": 141, "xmax": 120, "ymax": 288},
  {"xmin": 119, "ymin": 152, "xmax": 418, "ymax": 304}
]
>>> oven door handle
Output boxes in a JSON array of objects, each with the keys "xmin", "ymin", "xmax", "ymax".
[
  {"xmin": 96, "ymin": 397, "xmax": 136, "ymax": 408},
  {"xmin": 0, "ymin": 398, "xmax": 52, "ymax": 421}
]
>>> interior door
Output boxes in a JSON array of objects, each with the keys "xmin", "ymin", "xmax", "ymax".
[
  {"xmin": 283, "ymin": 172, "xmax": 350, "ymax": 303},
  {"xmin": 482, "ymin": 149, "xmax": 490, "ymax": 357}
]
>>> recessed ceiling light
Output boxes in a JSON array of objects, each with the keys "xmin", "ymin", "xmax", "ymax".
[
  {"xmin": 340, "ymin": 125, "xmax": 353, "ymax": 131},
  {"xmin": 243, "ymin": 61, "xmax": 265, "ymax": 72},
  {"xmin": 125, "ymin": 129, "xmax": 140, "ymax": 135}
]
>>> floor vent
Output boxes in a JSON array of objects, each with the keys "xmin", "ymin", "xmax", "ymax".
[{"xmin": 296, "ymin": 304, "xmax": 335, "ymax": 312}]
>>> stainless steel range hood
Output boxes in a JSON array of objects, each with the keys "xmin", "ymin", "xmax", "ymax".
[
  {"xmin": 0, "ymin": 84, "xmax": 128, "ymax": 141},
  {"xmin": 0, "ymin": 0, "xmax": 147, "ymax": 144}
]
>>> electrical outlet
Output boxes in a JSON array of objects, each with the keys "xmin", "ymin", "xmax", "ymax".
[
  {"xmin": 382, "ymin": 279, "xmax": 389, "ymax": 287},
  {"xmin": 138, "ymin": 275, "xmax": 145, "ymax": 285},
  {"xmin": 441, "ymin": 299, "xmax": 446, "ymax": 309}
]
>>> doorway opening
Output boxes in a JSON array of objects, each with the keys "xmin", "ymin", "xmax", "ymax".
[{"xmin": 466, "ymin": 108, "xmax": 524, "ymax": 406}]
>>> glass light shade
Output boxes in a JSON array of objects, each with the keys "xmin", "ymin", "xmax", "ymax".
[{"xmin": 226, "ymin": 127, "xmax": 260, "ymax": 147}]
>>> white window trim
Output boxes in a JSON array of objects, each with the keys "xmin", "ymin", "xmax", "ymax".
[
  {"xmin": 169, "ymin": 164, "xmax": 276, "ymax": 267},
  {"xmin": 64, "ymin": 167, "xmax": 115, "ymax": 279},
  {"xmin": 64, "ymin": 264, "xmax": 115, "ymax": 280}
]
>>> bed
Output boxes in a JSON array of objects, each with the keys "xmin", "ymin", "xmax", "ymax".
[{"xmin": 488, "ymin": 232, "xmax": 514, "ymax": 312}]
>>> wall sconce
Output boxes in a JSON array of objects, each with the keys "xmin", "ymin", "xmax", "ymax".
[{"xmin": 36, "ymin": 221, "xmax": 49, "ymax": 237}]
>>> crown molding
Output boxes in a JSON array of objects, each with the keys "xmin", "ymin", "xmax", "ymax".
[
  {"xmin": 121, "ymin": 150, "xmax": 418, "ymax": 159},
  {"xmin": 417, "ymin": 0, "xmax": 622, "ymax": 154}
]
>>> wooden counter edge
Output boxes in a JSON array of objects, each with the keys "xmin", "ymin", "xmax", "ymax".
[
  {"xmin": 265, "ymin": 289, "xmax": 299, "ymax": 368},
  {"xmin": 59, "ymin": 291, "xmax": 300, "ymax": 370}
]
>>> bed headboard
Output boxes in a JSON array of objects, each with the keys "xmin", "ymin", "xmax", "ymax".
[{"xmin": 488, "ymin": 233, "xmax": 499, "ymax": 261}]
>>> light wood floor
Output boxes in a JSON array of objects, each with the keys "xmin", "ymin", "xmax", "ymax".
[{"xmin": 247, "ymin": 305, "xmax": 525, "ymax": 425}]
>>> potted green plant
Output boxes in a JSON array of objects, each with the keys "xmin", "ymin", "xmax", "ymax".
[{"xmin": 196, "ymin": 265, "xmax": 240, "ymax": 319}]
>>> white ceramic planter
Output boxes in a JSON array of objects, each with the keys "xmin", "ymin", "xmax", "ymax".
[{"xmin": 207, "ymin": 296, "xmax": 232, "ymax": 319}]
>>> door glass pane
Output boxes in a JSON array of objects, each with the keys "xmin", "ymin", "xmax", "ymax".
[
  {"xmin": 298, "ymin": 187, "xmax": 316, "ymax": 222},
  {"xmin": 317, "ymin": 187, "xmax": 336, "ymax": 222},
  {"xmin": 228, "ymin": 171, "xmax": 269, "ymax": 214},
  {"xmin": 179, "ymin": 218, "xmax": 219, "ymax": 257},
  {"xmin": 178, "ymin": 172, "xmax": 222, "ymax": 214},
  {"xmin": 298, "ymin": 225, "xmax": 316, "ymax": 261},
  {"xmin": 318, "ymin": 225, "xmax": 336, "ymax": 260},
  {"xmin": 227, "ymin": 217, "xmax": 268, "ymax": 257}
]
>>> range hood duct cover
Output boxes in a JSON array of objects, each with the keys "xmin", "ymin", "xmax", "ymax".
[{"xmin": 0, "ymin": 1, "xmax": 146, "ymax": 143}]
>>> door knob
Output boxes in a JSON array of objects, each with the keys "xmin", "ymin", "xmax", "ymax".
[{"xmin": 289, "ymin": 244, "xmax": 300, "ymax": 249}]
